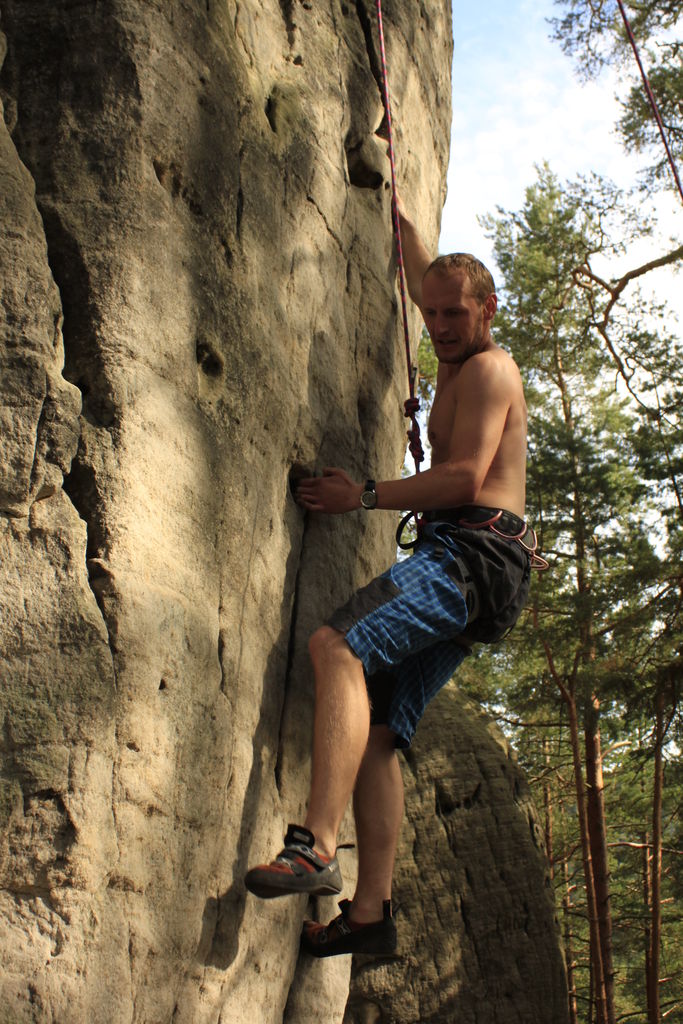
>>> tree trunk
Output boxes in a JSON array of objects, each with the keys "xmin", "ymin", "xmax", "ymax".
[
  {"xmin": 564, "ymin": 688, "xmax": 609, "ymax": 1024},
  {"xmin": 551, "ymin": 329, "xmax": 613, "ymax": 1024},
  {"xmin": 642, "ymin": 827, "xmax": 653, "ymax": 1021},
  {"xmin": 584, "ymin": 694, "xmax": 616, "ymax": 1024},
  {"xmin": 543, "ymin": 736, "xmax": 555, "ymax": 878},
  {"xmin": 648, "ymin": 687, "xmax": 665, "ymax": 1024},
  {"xmin": 562, "ymin": 827, "xmax": 579, "ymax": 1024}
]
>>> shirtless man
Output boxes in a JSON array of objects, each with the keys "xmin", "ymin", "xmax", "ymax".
[{"xmin": 244, "ymin": 201, "xmax": 535, "ymax": 958}]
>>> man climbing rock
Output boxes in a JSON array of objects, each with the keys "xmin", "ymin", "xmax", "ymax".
[{"xmin": 244, "ymin": 199, "xmax": 541, "ymax": 957}]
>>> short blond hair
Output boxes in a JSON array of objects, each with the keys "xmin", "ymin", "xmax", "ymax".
[{"xmin": 424, "ymin": 253, "xmax": 496, "ymax": 306}]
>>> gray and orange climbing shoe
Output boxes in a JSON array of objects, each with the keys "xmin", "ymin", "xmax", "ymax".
[
  {"xmin": 301, "ymin": 899, "xmax": 397, "ymax": 957},
  {"xmin": 244, "ymin": 824, "xmax": 343, "ymax": 899}
]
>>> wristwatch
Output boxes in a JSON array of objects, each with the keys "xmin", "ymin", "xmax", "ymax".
[{"xmin": 360, "ymin": 479, "xmax": 377, "ymax": 510}]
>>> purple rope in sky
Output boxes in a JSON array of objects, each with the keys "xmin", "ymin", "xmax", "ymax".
[{"xmin": 615, "ymin": 0, "xmax": 683, "ymax": 205}]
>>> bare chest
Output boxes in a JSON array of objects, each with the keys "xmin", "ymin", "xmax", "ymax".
[{"xmin": 427, "ymin": 376, "xmax": 459, "ymax": 464}]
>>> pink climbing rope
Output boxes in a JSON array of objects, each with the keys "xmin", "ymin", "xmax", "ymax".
[
  {"xmin": 375, "ymin": 0, "xmax": 424, "ymax": 472},
  {"xmin": 615, "ymin": 0, "xmax": 683, "ymax": 206}
]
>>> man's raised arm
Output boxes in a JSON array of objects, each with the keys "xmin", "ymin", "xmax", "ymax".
[{"xmin": 395, "ymin": 195, "xmax": 432, "ymax": 311}]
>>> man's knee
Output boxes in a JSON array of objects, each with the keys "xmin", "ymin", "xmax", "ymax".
[
  {"xmin": 308, "ymin": 625, "xmax": 360, "ymax": 670},
  {"xmin": 367, "ymin": 724, "xmax": 398, "ymax": 752}
]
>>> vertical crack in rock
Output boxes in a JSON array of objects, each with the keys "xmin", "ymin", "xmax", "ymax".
[
  {"xmin": 127, "ymin": 924, "xmax": 137, "ymax": 1022},
  {"xmin": 274, "ymin": 518, "xmax": 307, "ymax": 797},
  {"xmin": 49, "ymin": 220, "xmax": 118, "ymax": 660},
  {"xmin": 27, "ymin": 390, "xmax": 51, "ymax": 502},
  {"xmin": 217, "ymin": 627, "xmax": 228, "ymax": 698},
  {"xmin": 354, "ymin": 0, "xmax": 383, "ymax": 94},
  {"xmin": 236, "ymin": 184, "xmax": 244, "ymax": 239},
  {"xmin": 234, "ymin": 508, "xmax": 260, "ymax": 686},
  {"xmin": 278, "ymin": 0, "xmax": 297, "ymax": 48},
  {"xmin": 234, "ymin": 131, "xmax": 247, "ymax": 239},
  {"xmin": 15, "ymin": 223, "xmax": 115, "ymax": 661},
  {"xmin": 0, "ymin": 8, "xmax": 142, "ymax": 669},
  {"xmin": 305, "ymin": 193, "xmax": 345, "ymax": 251},
  {"xmin": 0, "ymin": 19, "xmax": 119, "ymax": 657},
  {"xmin": 344, "ymin": 4, "xmax": 390, "ymax": 192},
  {"xmin": 264, "ymin": 93, "xmax": 277, "ymax": 134}
]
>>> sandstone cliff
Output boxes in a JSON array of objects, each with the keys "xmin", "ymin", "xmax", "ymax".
[{"xmin": 0, "ymin": 2, "xmax": 566, "ymax": 1022}]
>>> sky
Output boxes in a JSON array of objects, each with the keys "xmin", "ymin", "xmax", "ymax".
[{"xmin": 440, "ymin": 0, "xmax": 681, "ymax": 314}]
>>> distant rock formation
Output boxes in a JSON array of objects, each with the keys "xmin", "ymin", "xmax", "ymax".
[{"xmin": 0, "ymin": 2, "xmax": 567, "ymax": 1021}]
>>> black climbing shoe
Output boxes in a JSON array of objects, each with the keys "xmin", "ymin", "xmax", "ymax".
[
  {"xmin": 301, "ymin": 899, "xmax": 397, "ymax": 957},
  {"xmin": 244, "ymin": 824, "xmax": 343, "ymax": 899}
]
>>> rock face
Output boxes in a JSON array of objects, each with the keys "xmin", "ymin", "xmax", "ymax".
[{"xmin": 0, "ymin": 2, "xmax": 566, "ymax": 1022}]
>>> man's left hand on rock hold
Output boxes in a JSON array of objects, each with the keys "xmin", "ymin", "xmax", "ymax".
[{"xmin": 296, "ymin": 468, "xmax": 362, "ymax": 515}]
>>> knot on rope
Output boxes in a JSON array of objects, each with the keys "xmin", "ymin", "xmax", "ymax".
[{"xmin": 404, "ymin": 398, "xmax": 424, "ymax": 466}]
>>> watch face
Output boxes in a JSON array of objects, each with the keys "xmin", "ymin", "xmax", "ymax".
[{"xmin": 361, "ymin": 490, "xmax": 377, "ymax": 509}]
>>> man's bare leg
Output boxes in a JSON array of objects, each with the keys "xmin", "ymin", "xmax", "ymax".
[
  {"xmin": 303, "ymin": 625, "xmax": 371, "ymax": 858},
  {"xmin": 350, "ymin": 724, "xmax": 403, "ymax": 923}
]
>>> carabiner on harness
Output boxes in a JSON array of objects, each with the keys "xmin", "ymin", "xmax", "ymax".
[
  {"xmin": 464, "ymin": 513, "xmax": 548, "ymax": 572},
  {"xmin": 396, "ymin": 511, "xmax": 423, "ymax": 550}
]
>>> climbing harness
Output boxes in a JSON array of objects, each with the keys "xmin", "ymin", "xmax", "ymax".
[
  {"xmin": 375, "ymin": 0, "xmax": 425, "ymax": 474},
  {"xmin": 615, "ymin": 0, "xmax": 683, "ymax": 206},
  {"xmin": 453, "ymin": 507, "xmax": 549, "ymax": 572},
  {"xmin": 396, "ymin": 505, "xmax": 549, "ymax": 572}
]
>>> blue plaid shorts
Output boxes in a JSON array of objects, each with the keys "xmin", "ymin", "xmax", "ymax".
[{"xmin": 327, "ymin": 524, "xmax": 471, "ymax": 748}]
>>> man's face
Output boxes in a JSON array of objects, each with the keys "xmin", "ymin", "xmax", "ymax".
[{"xmin": 421, "ymin": 269, "xmax": 491, "ymax": 365}]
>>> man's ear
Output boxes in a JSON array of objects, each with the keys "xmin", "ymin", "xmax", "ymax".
[{"xmin": 483, "ymin": 292, "xmax": 498, "ymax": 322}]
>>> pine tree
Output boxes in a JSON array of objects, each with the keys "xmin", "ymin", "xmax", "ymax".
[{"xmin": 466, "ymin": 163, "xmax": 683, "ymax": 1021}]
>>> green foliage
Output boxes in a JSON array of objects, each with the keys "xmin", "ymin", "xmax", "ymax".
[
  {"xmin": 417, "ymin": 326, "xmax": 437, "ymax": 408},
  {"xmin": 619, "ymin": 56, "xmax": 683, "ymax": 186},
  {"xmin": 551, "ymin": 0, "xmax": 681, "ymax": 75},
  {"xmin": 452, "ymin": 161, "xmax": 683, "ymax": 1021},
  {"xmin": 551, "ymin": 0, "xmax": 683, "ymax": 192}
]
